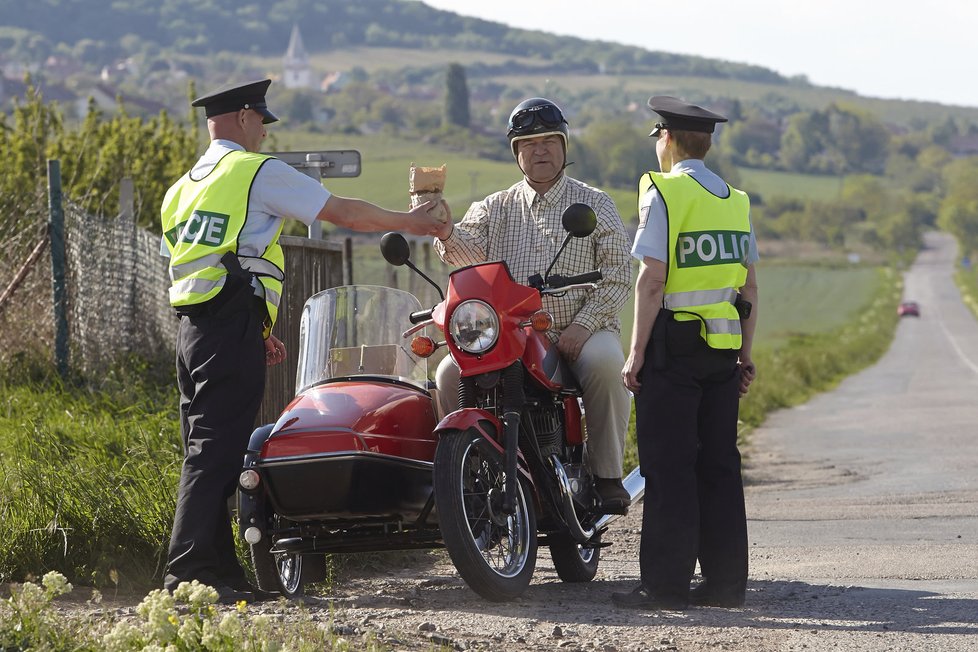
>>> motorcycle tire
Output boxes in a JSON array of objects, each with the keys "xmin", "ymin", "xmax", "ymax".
[
  {"xmin": 549, "ymin": 532, "xmax": 600, "ymax": 583},
  {"xmin": 434, "ymin": 428, "xmax": 537, "ymax": 602},
  {"xmin": 250, "ymin": 519, "xmax": 305, "ymax": 598}
]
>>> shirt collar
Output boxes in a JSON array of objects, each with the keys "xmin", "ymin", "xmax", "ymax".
[
  {"xmin": 210, "ymin": 139, "xmax": 245, "ymax": 152},
  {"xmin": 522, "ymin": 174, "xmax": 568, "ymax": 207},
  {"xmin": 671, "ymin": 158, "xmax": 706, "ymax": 174}
]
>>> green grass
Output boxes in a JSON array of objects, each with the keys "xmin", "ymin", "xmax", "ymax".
[
  {"xmin": 737, "ymin": 167, "xmax": 844, "ymax": 201},
  {"xmin": 954, "ymin": 263, "xmax": 978, "ymax": 320},
  {"xmin": 753, "ymin": 263, "xmax": 880, "ymax": 348}
]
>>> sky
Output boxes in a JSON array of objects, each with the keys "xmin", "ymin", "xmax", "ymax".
[{"xmin": 419, "ymin": 0, "xmax": 978, "ymax": 109}]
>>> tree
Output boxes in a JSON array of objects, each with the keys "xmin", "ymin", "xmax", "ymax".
[
  {"xmin": 444, "ymin": 62, "xmax": 470, "ymax": 128},
  {"xmin": 938, "ymin": 157, "xmax": 978, "ymax": 258}
]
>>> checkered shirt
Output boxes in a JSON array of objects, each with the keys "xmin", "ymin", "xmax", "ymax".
[{"xmin": 434, "ymin": 175, "xmax": 631, "ymax": 336}]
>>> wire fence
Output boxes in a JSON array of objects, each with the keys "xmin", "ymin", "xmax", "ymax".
[
  {"xmin": 0, "ymin": 171, "xmax": 343, "ymax": 423},
  {"xmin": 1, "ymin": 165, "xmax": 454, "ymax": 421}
]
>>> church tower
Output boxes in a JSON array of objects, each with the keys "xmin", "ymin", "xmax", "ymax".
[{"xmin": 283, "ymin": 24, "xmax": 312, "ymax": 90}]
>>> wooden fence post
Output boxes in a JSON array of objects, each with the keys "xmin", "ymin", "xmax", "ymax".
[
  {"xmin": 47, "ymin": 159, "xmax": 68, "ymax": 378},
  {"xmin": 344, "ymin": 237, "xmax": 354, "ymax": 285}
]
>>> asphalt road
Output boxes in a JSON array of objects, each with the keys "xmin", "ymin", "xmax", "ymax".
[{"xmin": 743, "ymin": 230, "xmax": 978, "ymax": 649}]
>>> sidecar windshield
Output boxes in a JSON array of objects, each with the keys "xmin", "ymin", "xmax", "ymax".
[{"xmin": 295, "ymin": 285, "xmax": 428, "ymax": 393}]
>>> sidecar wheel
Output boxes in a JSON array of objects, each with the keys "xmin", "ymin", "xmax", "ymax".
[
  {"xmin": 549, "ymin": 532, "xmax": 600, "ymax": 583},
  {"xmin": 251, "ymin": 533, "xmax": 304, "ymax": 598},
  {"xmin": 434, "ymin": 428, "xmax": 537, "ymax": 602}
]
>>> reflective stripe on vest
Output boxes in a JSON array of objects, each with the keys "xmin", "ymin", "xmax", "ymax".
[
  {"xmin": 663, "ymin": 287, "xmax": 738, "ymax": 310},
  {"xmin": 161, "ymin": 150, "xmax": 286, "ymax": 331},
  {"xmin": 639, "ymin": 170, "xmax": 751, "ymax": 350}
]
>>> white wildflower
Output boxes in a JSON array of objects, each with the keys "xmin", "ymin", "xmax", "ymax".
[{"xmin": 41, "ymin": 571, "xmax": 72, "ymax": 597}]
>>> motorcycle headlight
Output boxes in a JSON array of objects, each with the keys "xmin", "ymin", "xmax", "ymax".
[{"xmin": 449, "ymin": 300, "xmax": 499, "ymax": 354}]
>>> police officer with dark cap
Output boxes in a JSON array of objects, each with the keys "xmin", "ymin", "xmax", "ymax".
[
  {"xmin": 613, "ymin": 96, "xmax": 760, "ymax": 610},
  {"xmin": 161, "ymin": 78, "xmax": 446, "ymax": 602}
]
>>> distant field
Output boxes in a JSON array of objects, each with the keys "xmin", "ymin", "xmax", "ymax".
[
  {"xmin": 737, "ymin": 167, "xmax": 844, "ymax": 201},
  {"xmin": 268, "ymin": 132, "xmax": 639, "ymax": 224},
  {"xmin": 267, "ymin": 132, "xmax": 839, "ymax": 231}
]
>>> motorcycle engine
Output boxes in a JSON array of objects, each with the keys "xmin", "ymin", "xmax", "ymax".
[{"xmin": 525, "ymin": 399, "xmax": 563, "ymax": 458}]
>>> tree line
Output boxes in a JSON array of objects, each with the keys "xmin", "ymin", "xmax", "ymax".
[
  {"xmin": 0, "ymin": 0, "xmax": 791, "ymax": 85},
  {"xmin": 4, "ymin": 72, "xmax": 978, "ymax": 265}
]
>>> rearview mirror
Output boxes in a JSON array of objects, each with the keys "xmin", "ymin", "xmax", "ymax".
[
  {"xmin": 561, "ymin": 203, "xmax": 597, "ymax": 238},
  {"xmin": 380, "ymin": 232, "xmax": 411, "ymax": 266}
]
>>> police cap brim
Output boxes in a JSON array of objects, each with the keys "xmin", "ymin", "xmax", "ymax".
[
  {"xmin": 647, "ymin": 95, "xmax": 726, "ymax": 137},
  {"xmin": 191, "ymin": 79, "xmax": 279, "ymax": 124}
]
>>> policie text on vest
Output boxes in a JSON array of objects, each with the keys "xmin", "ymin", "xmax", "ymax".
[
  {"xmin": 164, "ymin": 210, "xmax": 230, "ymax": 248},
  {"xmin": 676, "ymin": 230, "xmax": 750, "ymax": 268}
]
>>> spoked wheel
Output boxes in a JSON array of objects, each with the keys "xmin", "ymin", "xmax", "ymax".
[
  {"xmin": 251, "ymin": 516, "xmax": 305, "ymax": 598},
  {"xmin": 434, "ymin": 428, "xmax": 537, "ymax": 602},
  {"xmin": 549, "ymin": 531, "xmax": 600, "ymax": 583}
]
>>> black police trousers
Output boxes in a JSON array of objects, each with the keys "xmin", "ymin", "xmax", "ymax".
[
  {"xmin": 163, "ymin": 298, "xmax": 265, "ymax": 591},
  {"xmin": 634, "ymin": 322, "xmax": 748, "ymax": 603}
]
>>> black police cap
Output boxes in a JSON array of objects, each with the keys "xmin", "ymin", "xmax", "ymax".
[
  {"xmin": 191, "ymin": 79, "xmax": 279, "ymax": 124},
  {"xmin": 647, "ymin": 95, "xmax": 727, "ymax": 137}
]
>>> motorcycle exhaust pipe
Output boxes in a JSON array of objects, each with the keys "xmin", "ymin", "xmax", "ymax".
[{"xmin": 594, "ymin": 466, "xmax": 644, "ymax": 530}]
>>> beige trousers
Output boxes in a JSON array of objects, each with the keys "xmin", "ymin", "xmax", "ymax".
[{"xmin": 434, "ymin": 330, "xmax": 630, "ymax": 479}]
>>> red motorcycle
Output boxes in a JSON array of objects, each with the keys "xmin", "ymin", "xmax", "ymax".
[
  {"xmin": 382, "ymin": 203, "xmax": 642, "ymax": 601},
  {"xmin": 237, "ymin": 203, "xmax": 642, "ymax": 601}
]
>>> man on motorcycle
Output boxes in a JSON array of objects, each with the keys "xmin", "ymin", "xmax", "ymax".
[{"xmin": 431, "ymin": 97, "xmax": 633, "ymax": 514}]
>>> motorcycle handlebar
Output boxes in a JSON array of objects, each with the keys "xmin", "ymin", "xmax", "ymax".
[
  {"xmin": 547, "ymin": 270, "xmax": 603, "ymax": 288},
  {"xmin": 409, "ymin": 309, "xmax": 434, "ymax": 324}
]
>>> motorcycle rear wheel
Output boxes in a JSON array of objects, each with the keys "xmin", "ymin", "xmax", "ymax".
[
  {"xmin": 434, "ymin": 428, "xmax": 537, "ymax": 602},
  {"xmin": 549, "ymin": 532, "xmax": 600, "ymax": 582}
]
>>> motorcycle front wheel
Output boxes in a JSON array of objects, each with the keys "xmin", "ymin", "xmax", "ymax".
[{"xmin": 434, "ymin": 428, "xmax": 537, "ymax": 602}]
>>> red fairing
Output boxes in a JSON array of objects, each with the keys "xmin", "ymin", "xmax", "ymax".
[
  {"xmin": 522, "ymin": 328, "xmax": 562, "ymax": 391},
  {"xmin": 439, "ymin": 262, "xmax": 541, "ymax": 375},
  {"xmin": 263, "ymin": 381, "xmax": 437, "ymax": 461}
]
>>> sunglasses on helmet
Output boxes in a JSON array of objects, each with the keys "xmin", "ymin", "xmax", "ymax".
[{"xmin": 508, "ymin": 104, "xmax": 566, "ymax": 132}]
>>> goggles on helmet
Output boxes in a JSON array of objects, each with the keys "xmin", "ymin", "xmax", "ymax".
[{"xmin": 508, "ymin": 104, "xmax": 566, "ymax": 134}]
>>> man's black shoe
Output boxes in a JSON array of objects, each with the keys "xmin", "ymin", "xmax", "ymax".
[
  {"xmin": 611, "ymin": 584, "xmax": 688, "ymax": 611},
  {"xmin": 594, "ymin": 477, "xmax": 630, "ymax": 515},
  {"xmin": 689, "ymin": 582, "xmax": 745, "ymax": 608},
  {"xmin": 225, "ymin": 580, "xmax": 279, "ymax": 602},
  {"xmin": 213, "ymin": 584, "xmax": 255, "ymax": 605}
]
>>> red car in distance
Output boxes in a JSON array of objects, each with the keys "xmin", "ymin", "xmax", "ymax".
[{"xmin": 898, "ymin": 301, "xmax": 921, "ymax": 317}]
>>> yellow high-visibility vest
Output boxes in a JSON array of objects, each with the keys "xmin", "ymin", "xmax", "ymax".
[
  {"xmin": 161, "ymin": 150, "xmax": 285, "ymax": 336},
  {"xmin": 639, "ymin": 170, "xmax": 751, "ymax": 349}
]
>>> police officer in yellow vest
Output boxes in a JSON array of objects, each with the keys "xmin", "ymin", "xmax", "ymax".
[
  {"xmin": 160, "ymin": 79, "xmax": 446, "ymax": 602},
  {"xmin": 614, "ymin": 96, "xmax": 759, "ymax": 611}
]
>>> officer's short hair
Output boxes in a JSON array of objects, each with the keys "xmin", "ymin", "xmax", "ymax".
[{"xmin": 669, "ymin": 130, "xmax": 712, "ymax": 159}]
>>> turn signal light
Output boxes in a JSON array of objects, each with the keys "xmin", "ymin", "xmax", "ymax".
[
  {"xmin": 239, "ymin": 469, "xmax": 261, "ymax": 491},
  {"xmin": 529, "ymin": 311, "xmax": 553, "ymax": 332},
  {"xmin": 411, "ymin": 336, "xmax": 436, "ymax": 358}
]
